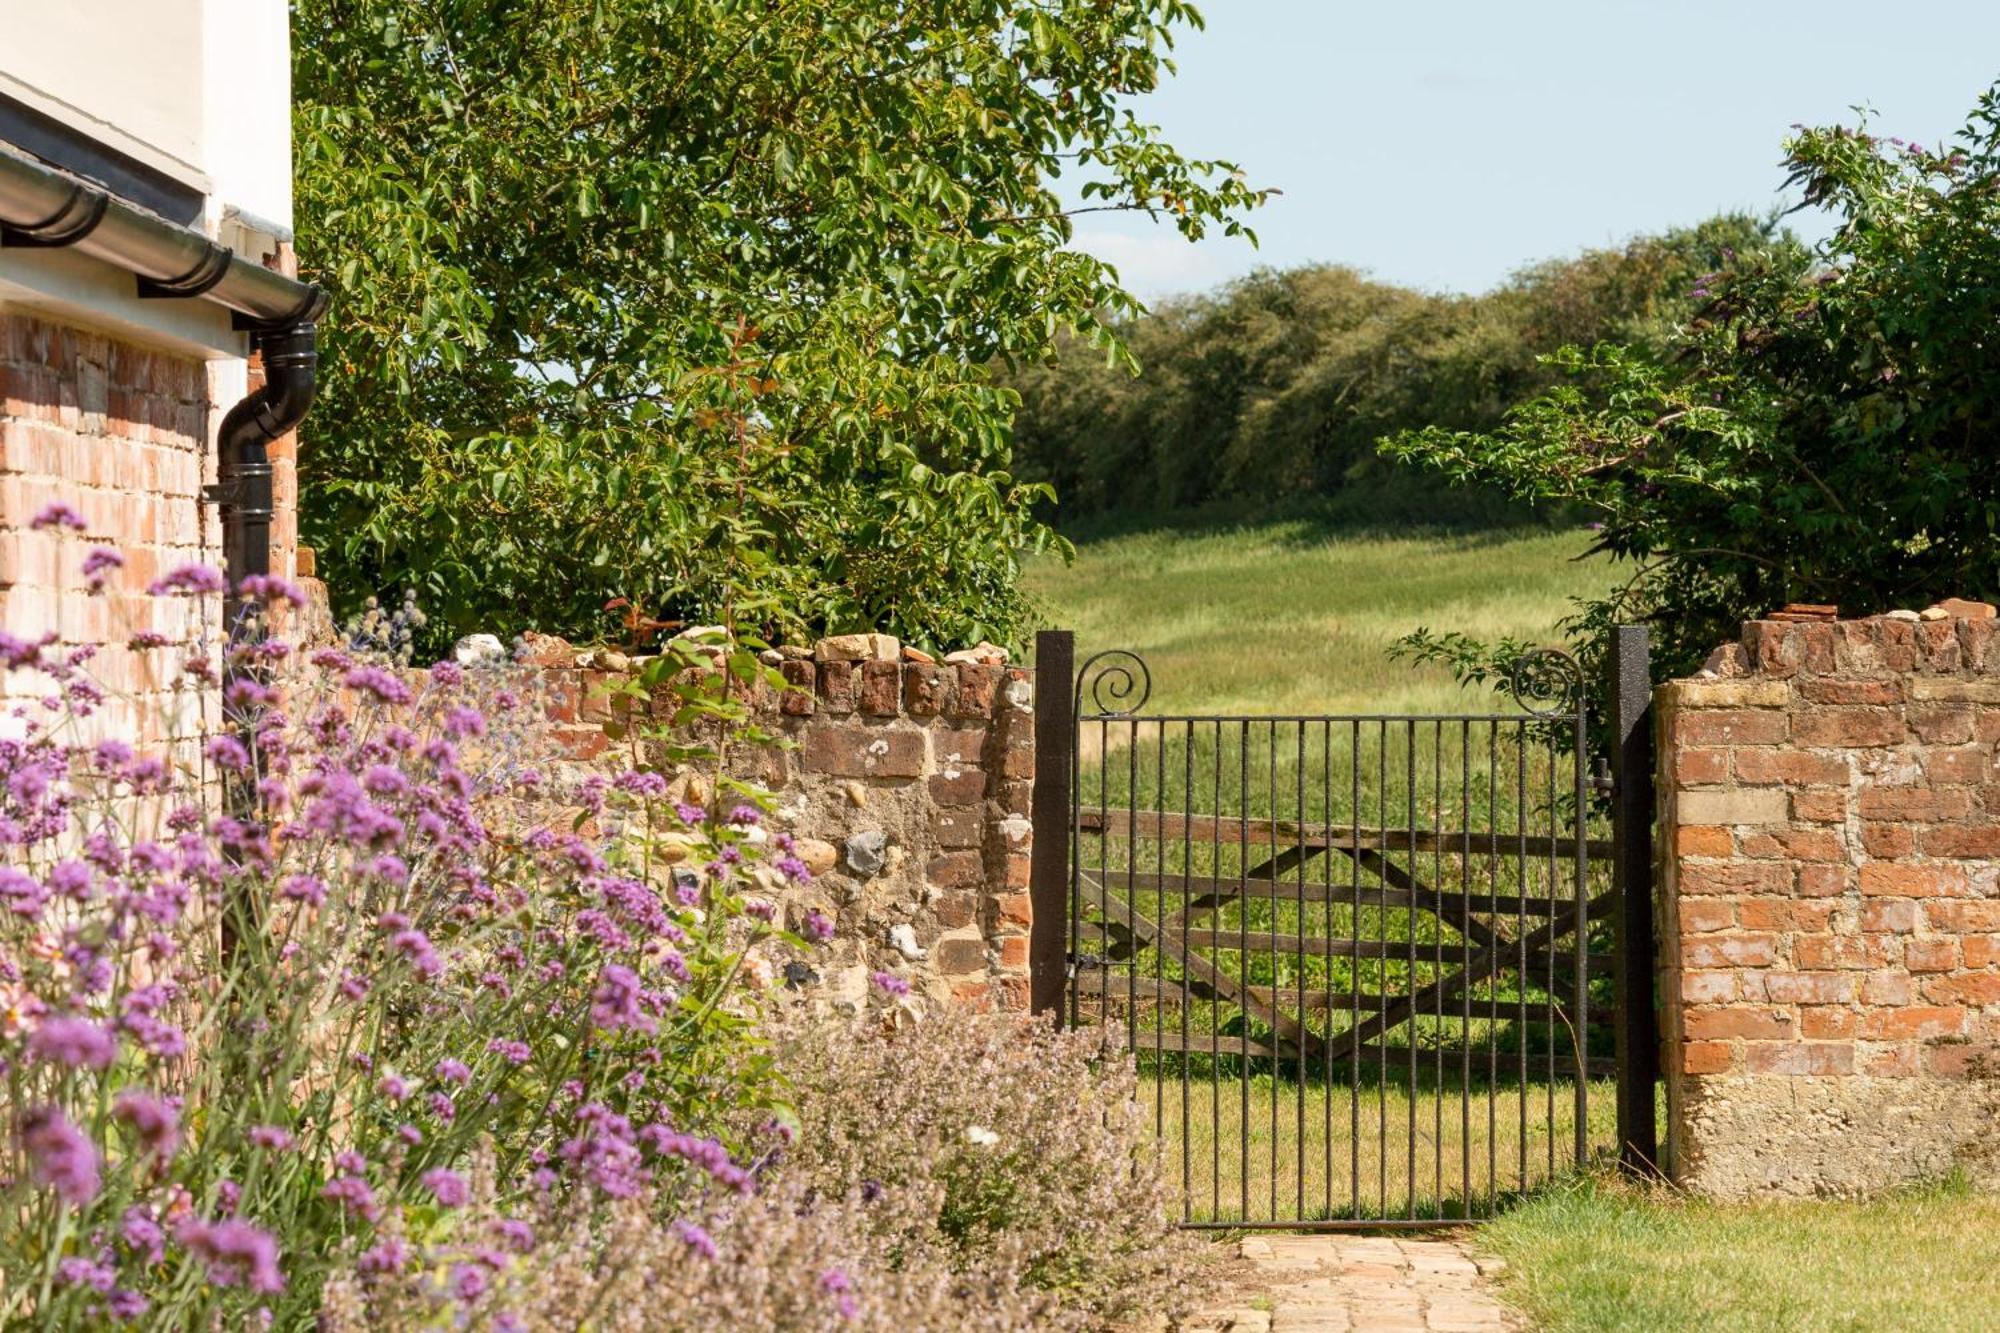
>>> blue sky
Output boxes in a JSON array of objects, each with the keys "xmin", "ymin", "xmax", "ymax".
[{"xmin": 1067, "ymin": 1, "xmax": 2000, "ymax": 301}]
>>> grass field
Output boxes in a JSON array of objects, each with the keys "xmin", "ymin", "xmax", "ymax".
[
  {"xmin": 1023, "ymin": 517, "xmax": 1605, "ymax": 715},
  {"xmin": 1483, "ymin": 1175, "xmax": 2000, "ymax": 1331},
  {"xmin": 1138, "ymin": 1071, "xmax": 1615, "ymax": 1227}
]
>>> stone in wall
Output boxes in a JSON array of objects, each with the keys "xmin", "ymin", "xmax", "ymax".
[
  {"xmin": 1658, "ymin": 599, "xmax": 2000, "ymax": 1197},
  {"xmin": 486, "ymin": 632, "xmax": 1037, "ymax": 1016}
]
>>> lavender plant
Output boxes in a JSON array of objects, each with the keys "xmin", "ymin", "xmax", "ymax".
[
  {"xmin": 0, "ymin": 510, "xmax": 806, "ymax": 1327},
  {"xmin": 773, "ymin": 1006, "xmax": 1221, "ymax": 1328},
  {"xmin": 326, "ymin": 1006, "xmax": 1216, "ymax": 1331}
]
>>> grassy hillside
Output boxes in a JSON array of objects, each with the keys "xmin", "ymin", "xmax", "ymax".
[{"xmin": 1024, "ymin": 518, "xmax": 1607, "ymax": 716}]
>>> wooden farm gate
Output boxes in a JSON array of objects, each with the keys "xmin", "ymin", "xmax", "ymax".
[{"xmin": 1025, "ymin": 630, "xmax": 1659, "ymax": 1228}]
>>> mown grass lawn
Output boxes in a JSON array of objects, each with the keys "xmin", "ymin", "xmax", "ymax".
[
  {"xmin": 1482, "ymin": 1175, "xmax": 2000, "ymax": 1332},
  {"xmin": 1023, "ymin": 517, "xmax": 1605, "ymax": 716}
]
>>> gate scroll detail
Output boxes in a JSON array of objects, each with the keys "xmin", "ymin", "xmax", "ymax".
[{"xmin": 1045, "ymin": 638, "xmax": 1629, "ymax": 1229}]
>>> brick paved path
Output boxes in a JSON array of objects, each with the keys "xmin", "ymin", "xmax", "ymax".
[{"xmin": 1183, "ymin": 1234, "xmax": 1519, "ymax": 1333}]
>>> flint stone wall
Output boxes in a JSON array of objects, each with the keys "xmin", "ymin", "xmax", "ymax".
[
  {"xmin": 1659, "ymin": 601, "xmax": 2000, "ymax": 1197},
  {"xmin": 512, "ymin": 631, "xmax": 1036, "ymax": 1015}
]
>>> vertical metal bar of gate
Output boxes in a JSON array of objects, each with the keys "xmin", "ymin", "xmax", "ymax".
[
  {"xmin": 1573, "ymin": 670, "xmax": 1592, "ymax": 1167},
  {"xmin": 1028, "ymin": 631, "xmax": 1073, "ymax": 1023}
]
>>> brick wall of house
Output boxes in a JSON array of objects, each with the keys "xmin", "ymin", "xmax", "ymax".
[
  {"xmin": 508, "ymin": 633, "xmax": 1036, "ymax": 1013},
  {"xmin": 0, "ymin": 246, "xmax": 308, "ymax": 741},
  {"xmin": 1659, "ymin": 602, "xmax": 2000, "ymax": 1196},
  {"xmin": 0, "ymin": 308, "xmax": 221, "ymax": 742}
]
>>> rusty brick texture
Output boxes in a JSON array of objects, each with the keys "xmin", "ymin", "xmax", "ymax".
[
  {"xmin": 1659, "ymin": 604, "xmax": 2000, "ymax": 1197},
  {"xmin": 0, "ymin": 310, "xmax": 240, "ymax": 743}
]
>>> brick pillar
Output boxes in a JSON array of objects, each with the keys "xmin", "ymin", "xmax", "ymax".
[{"xmin": 1658, "ymin": 603, "xmax": 2000, "ymax": 1197}]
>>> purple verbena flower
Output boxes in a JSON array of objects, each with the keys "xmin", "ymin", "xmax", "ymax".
[
  {"xmin": 148, "ymin": 564, "xmax": 227, "ymax": 596},
  {"xmin": 176, "ymin": 1217, "xmax": 284, "ymax": 1293},
  {"xmin": 235, "ymin": 574, "xmax": 304, "ymax": 606},
  {"xmin": 279, "ymin": 874, "xmax": 326, "ymax": 908},
  {"xmin": 19, "ymin": 1106, "xmax": 100, "ymax": 1205},
  {"xmin": 342, "ymin": 665, "xmax": 413, "ymax": 705},
  {"xmin": 30, "ymin": 502, "xmax": 86, "ymax": 532},
  {"xmin": 203, "ymin": 735, "xmax": 252, "ymax": 773},
  {"xmin": 493, "ymin": 1218, "xmax": 535, "ymax": 1253},
  {"xmin": 319, "ymin": 1173, "xmax": 380, "ymax": 1222},
  {"xmin": 28, "ymin": 1015, "xmax": 117, "ymax": 1070},
  {"xmin": 421, "ymin": 1167, "xmax": 470, "ymax": 1207},
  {"xmin": 819, "ymin": 1268, "xmax": 859, "ymax": 1320},
  {"xmin": 121, "ymin": 1207, "xmax": 165, "ymax": 1264},
  {"xmin": 487, "ymin": 1038, "xmax": 530, "ymax": 1066},
  {"xmin": 57, "ymin": 1255, "xmax": 117, "ymax": 1293},
  {"xmin": 112, "ymin": 1090, "xmax": 180, "ymax": 1160},
  {"xmin": 80, "ymin": 546, "xmax": 123, "ymax": 593},
  {"xmin": 673, "ymin": 1220, "xmax": 718, "ymax": 1260},
  {"xmin": 589, "ymin": 963, "xmax": 657, "ymax": 1035}
]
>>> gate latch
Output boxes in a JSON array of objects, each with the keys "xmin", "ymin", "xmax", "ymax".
[
  {"xmin": 1065, "ymin": 951, "xmax": 1102, "ymax": 980},
  {"xmin": 1589, "ymin": 756, "xmax": 1616, "ymax": 796}
]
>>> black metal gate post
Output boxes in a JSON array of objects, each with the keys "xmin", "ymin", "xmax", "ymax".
[
  {"xmin": 1029, "ymin": 630, "xmax": 1076, "ymax": 1022},
  {"xmin": 1608, "ymin": 625, "xmax": 1660, "ymax": 1175}
]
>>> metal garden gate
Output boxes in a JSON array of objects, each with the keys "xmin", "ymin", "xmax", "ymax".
[{"xmin": 1026, "ymin": 629, "xmax": 1659, "ymax": 1229}]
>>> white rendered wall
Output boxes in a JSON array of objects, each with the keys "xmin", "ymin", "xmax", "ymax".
[
  {"xmin": 0, "ymin": 1, "xmax": 211, "ymax": 193},
  {"xmin": 0, "ymin": 1, "xmax": 295, "ymax": 354},
  {"xmin": 202, "ymin": 0, "xmax": 293, "ymax": 235}
]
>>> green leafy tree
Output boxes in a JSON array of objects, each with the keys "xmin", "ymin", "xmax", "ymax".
[
  {"xmin": 1383, "ymin": 88, "xmax": 2000, "ymax": 681},
  {"xmin": 292, "ymin": 0, "xmax": 1262, "ymax": 650},
  {"xmin": 1002, "ymin": 215, "xmax": 1774, "ymax": 524}
]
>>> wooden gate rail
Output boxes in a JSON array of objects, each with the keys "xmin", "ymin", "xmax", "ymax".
[{"xmin": 1075, "ymin": 808, "xmax": 1612, "ymax": 859}]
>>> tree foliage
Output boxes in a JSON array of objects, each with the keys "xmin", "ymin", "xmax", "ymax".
[
  {"xmin": 1384, "ymin": 87, "xmax": 2000, "ymax": 680},
  {"xmin": 1002, "ymin": 216, "xmax": 1774, "ymax": 523},
  {"xmin": 292, "ymin": 0, "xmax": 1262, "ymax": 650}
]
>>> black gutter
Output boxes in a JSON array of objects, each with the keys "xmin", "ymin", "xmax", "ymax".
[
  {"xmin": 0, "ymin": 141, "xmax": 329, "ymax": 608},
  {"xmin": 0, "ymin": 141, "xmax": 327, "ymax": 328}
]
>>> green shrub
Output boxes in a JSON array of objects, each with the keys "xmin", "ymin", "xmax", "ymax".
[
  {"xmin": 1003, "ymin": 216, "xmax": 1778, "ymax": 525},
  {"xmin": 292, "ymin": 0, "xmax": 1263, "ymax": 653},
  {"xmin": 1382, "ymin": 84, "xmax": 2000, "ymax": 681}
]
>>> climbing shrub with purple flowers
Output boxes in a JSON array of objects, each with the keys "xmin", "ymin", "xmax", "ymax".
[{"xmin": 0, "ymin": 515, "xmax": 806, "ymax": 1326}]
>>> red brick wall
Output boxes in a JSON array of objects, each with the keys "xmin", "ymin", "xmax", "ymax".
[
  {"xmin": 0, "ymin": 309, "xmax": 221, "ymax": 742},
  {"xmin": 1659, "ymin": 604, "xmax": 2000, "ymax": 1195}
]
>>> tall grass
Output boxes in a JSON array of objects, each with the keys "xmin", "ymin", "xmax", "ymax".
[{"xmin": 1024, "ymin": 519, "xmax": 1605, "ymax": 716}]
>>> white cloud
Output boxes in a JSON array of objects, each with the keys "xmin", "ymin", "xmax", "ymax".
[{"xmin": 1067, "ymin": 227, "xmax": 1239, "ymax": 306}]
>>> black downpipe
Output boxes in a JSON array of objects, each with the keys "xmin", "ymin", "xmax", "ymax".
[
  {"xmin": 215, "ymin": 321, "xmax": 317, "ymax": 960},
  {"xmin": 218, "ymin": 322, "xmax": 317, "ymax": 635}
]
